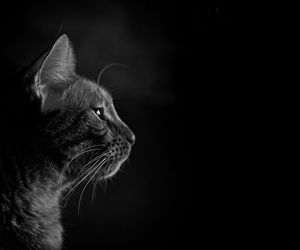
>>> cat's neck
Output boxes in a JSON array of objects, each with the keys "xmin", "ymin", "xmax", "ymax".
[{"xmin": 0, "ymin": 154, "xmax": 64, "ymax": 249}]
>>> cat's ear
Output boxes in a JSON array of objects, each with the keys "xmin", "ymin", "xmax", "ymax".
[
  {"xmin": 35, "ymin": 34, "xmax": 76, "ymax": 85},
  {"xmin": 25, "ymin": 34, "xmax": 76, "ymax": 106}
]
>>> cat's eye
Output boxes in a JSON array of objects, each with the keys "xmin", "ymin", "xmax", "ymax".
[
  {"xmin": 93, "ymin": 107, "xmax": 105, "ymax": 119},
  {"xmin": 95, "ymin": 109, "xmax": 101, "ymax": 116}
]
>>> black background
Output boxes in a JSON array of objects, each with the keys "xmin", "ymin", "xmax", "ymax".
[{"xmin": 0, "ymin": 1, "xmax": 214, "ymax": 249}]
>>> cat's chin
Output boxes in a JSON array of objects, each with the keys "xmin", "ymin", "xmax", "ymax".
[
  {"xmin": 102, "ymin": 143, "xmax": 131, "ymax": 179},
  {"xmin": 102, "ymin": 157, "xmax": 127, "ymax": 179}
]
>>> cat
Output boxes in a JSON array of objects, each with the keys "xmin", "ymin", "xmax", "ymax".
[{"xmin": 0, "ymin": 34, "xmax": 135, "ymax": 250}]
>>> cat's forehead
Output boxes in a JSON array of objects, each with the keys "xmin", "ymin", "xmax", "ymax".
[
  {"xmin": 95, "ymin": 85, "xmax": 112, "ymax": 105},
  {"xmin": 84, "ymin": 79, "xmax": 112, "ymax": 107},
  {"xmin": 63, "ymin": 78, "xmax": 112, "ymax": 108}
]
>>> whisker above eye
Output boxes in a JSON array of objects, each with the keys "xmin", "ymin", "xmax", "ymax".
[{"xmin": 97, "ymin": 63, "xmax": 129, "ymax": 85}]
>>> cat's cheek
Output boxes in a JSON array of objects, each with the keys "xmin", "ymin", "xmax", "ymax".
[{"xmin": 103, "ymin": 130, "xmax": 113, "ymax": 143}]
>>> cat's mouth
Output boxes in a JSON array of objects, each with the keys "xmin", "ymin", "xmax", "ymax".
[
  {"xmin": 67, "ymin": 138, "xmax": 131, "ymax": 185},
  {"xmin": 98, "ymin": 139, "xmax": 131, "ymax": 179}
]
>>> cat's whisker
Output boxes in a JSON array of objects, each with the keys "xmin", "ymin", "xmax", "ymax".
[
  {"xmin": 102, "ymin": 160, "xmax": 113, "ymax": 193},
  {"xmin": 62, "ymin": 157, "xmax": 108, "ymax": 204},
  {"xmin": 88, "ymin": 150, "xmax": 97, "ymax": 164},
  {"xmin": 68, "ymin": 155, "xmax": 102, "ymax": 192},
  {"xmin": 62, "ymin": 160, "xmax": 104, "ymax": 209},
  {"xmin": 77, "ymin": 158, "xmax": 110, "ymax": 215},
  {"xmin": 97, "ymin": 63, "xmax": 128, "ymax": 85},
  {"xmin": 59, "ymin": 148, "xmax": 99, "ymax": 185},
  {"xmin": 58, "ymin": 146, "xmax": 102, "ymax": 188},
  {"xmin": 63, "ymin": 152, "xmax": 109, "ymax": 202},
  {"xmin": 91, "ymin": 179, "xmax": 98, "ymax": 205},
  {"xmin": 103, "ymin": 176, "xmax": 108, "ymax": 193},
  {"xmin": 91, "ymin": 158, "xmax": 111, "ymax": 201},
  {"xmin": 74, "ymin": 155, "xmax": 102, "ymax": 179},
  {"xmin": 63, "ymin": 158, "xmax": 104, "ymax": 201},
  {"xmin": 75, "ymin": 152, "xmax": 109, "ymax": 179},
  {"xmin": 69, "ymin": 153, "xmax": 109, "ymax": 188}
]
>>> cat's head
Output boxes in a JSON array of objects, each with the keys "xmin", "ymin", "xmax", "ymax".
[{"xmin": 23, "ymin": 34, "xmax": 135, "ymax": 181}]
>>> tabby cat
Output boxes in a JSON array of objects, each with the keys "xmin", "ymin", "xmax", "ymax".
[{"xmin": 0, "ymin": 34, "xmax": 135, "ymax": 249}]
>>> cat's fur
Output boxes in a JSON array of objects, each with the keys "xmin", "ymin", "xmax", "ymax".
[{"xmin": 0, "ymin": 34, "xmax": 135, "ymax": 250}]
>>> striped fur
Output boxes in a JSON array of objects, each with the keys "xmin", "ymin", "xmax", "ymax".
[{"xmin": 0, "ymin": 34, "xmax": 135, "ymax": 249}]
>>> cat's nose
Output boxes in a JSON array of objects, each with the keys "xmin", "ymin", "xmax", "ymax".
[
  {"xmin": 128, "ymin": 131, "xmax": 135, "ymax": 146},
  {"xmin": 122, "ymin": 125, "xmax": 135, "ymax": 146},
  {"xmin": 126, "ymin": 129, "xmax": 135, "ymax": 146}
]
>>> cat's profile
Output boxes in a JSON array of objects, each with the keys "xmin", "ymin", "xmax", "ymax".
[{"xmin": 0, "ymin": 34, "xmax": 135, "ymax": 250}]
